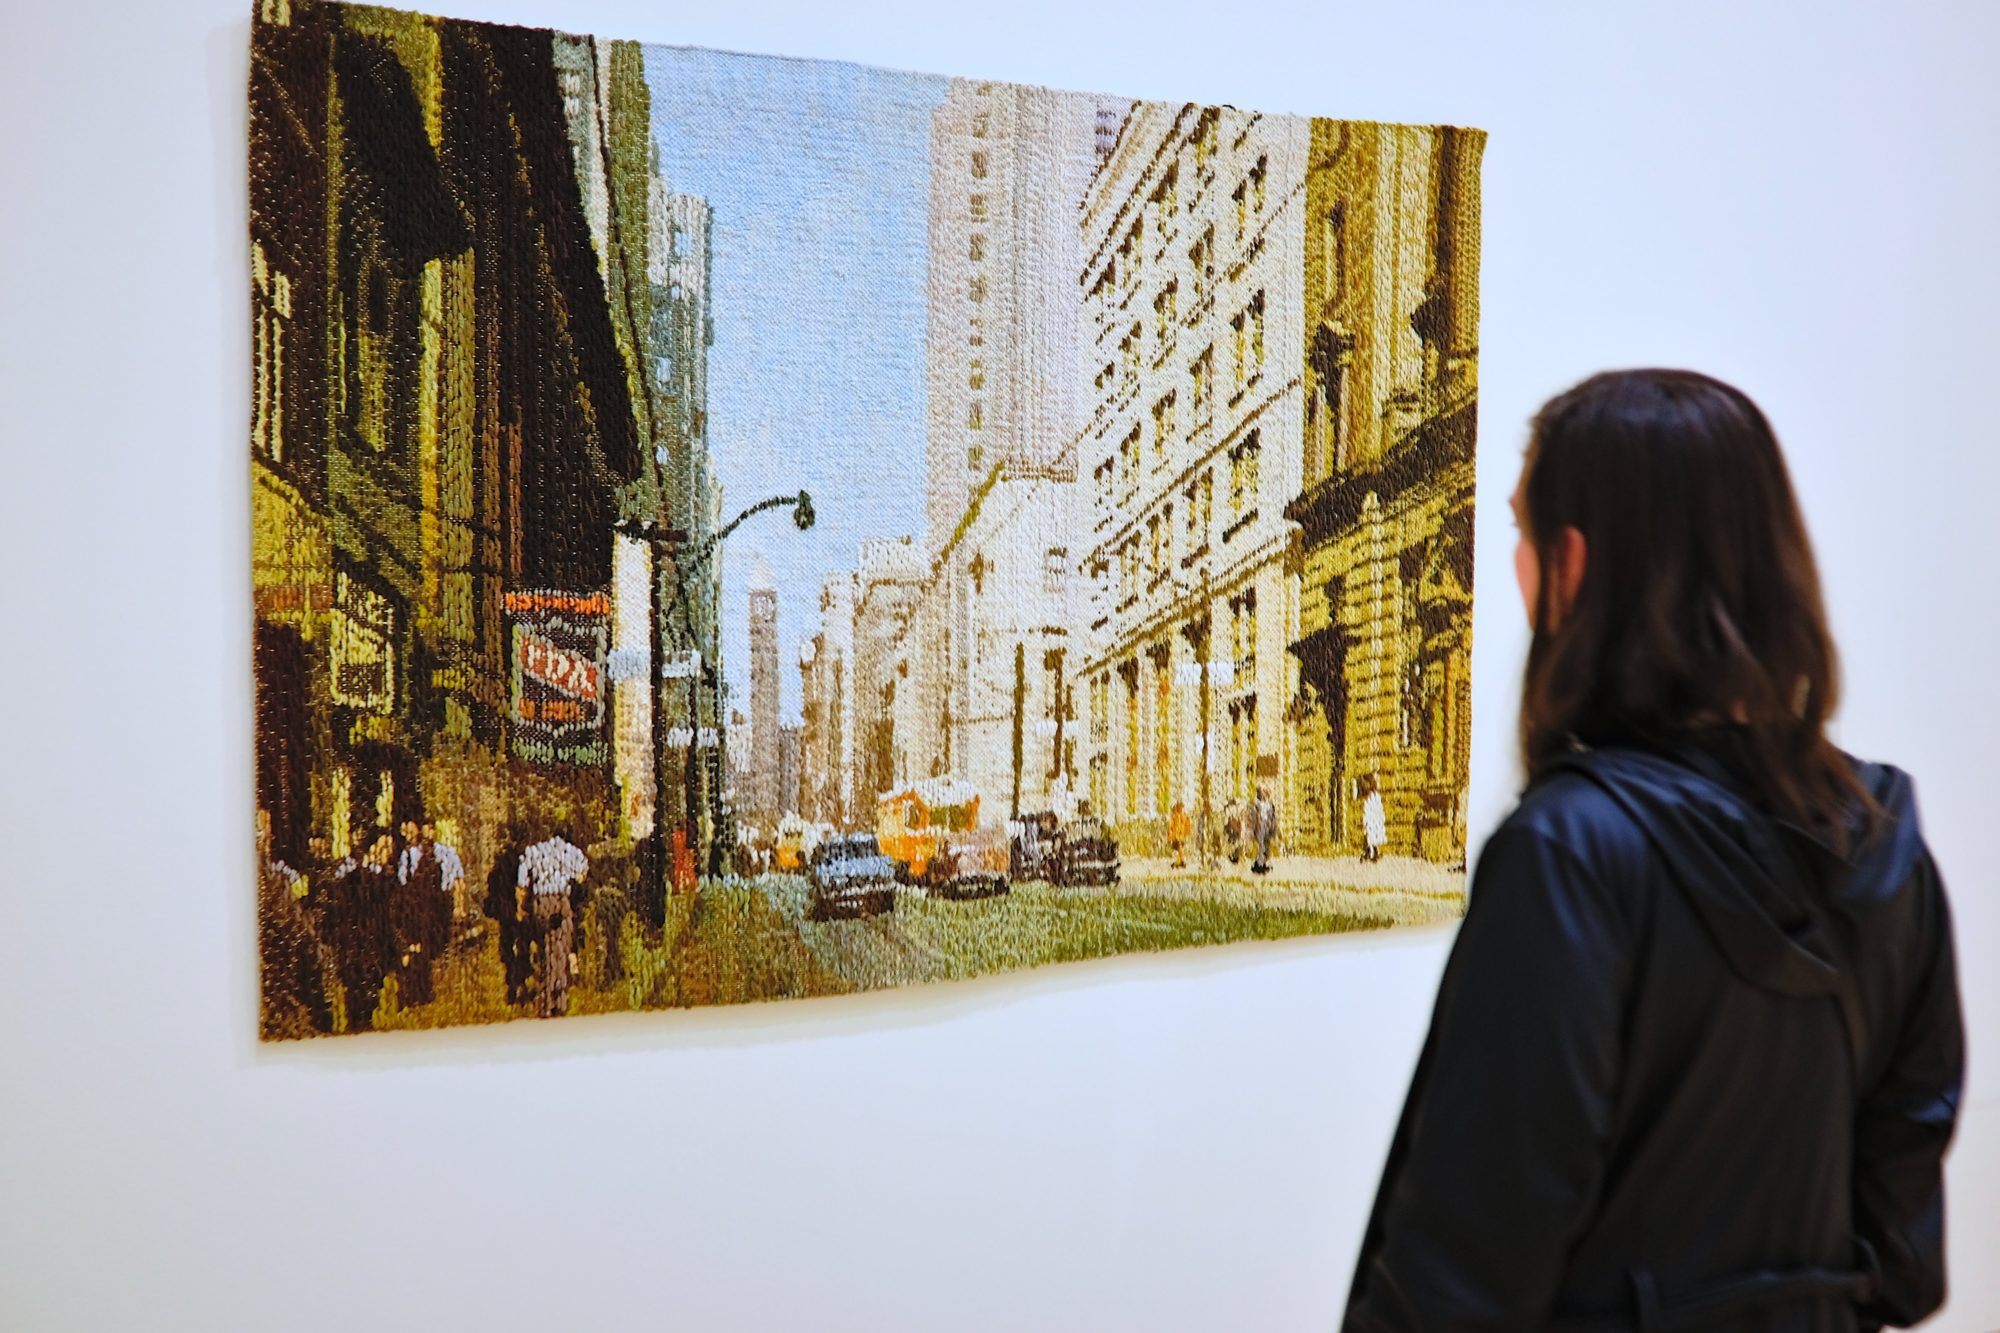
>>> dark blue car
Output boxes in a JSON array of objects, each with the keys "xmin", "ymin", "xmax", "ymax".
[{"xmin": 807, "ymin": 833, "xmax": 897, "ymax": 920}]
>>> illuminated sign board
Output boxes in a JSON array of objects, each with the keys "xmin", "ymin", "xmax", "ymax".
[
  {"xmin": 506, "ymin": 589, "xmax": 609, "ymax": 766},
  {"xmin": 329, "ymin": 571, "xmax": 395, "ymax": 712}
]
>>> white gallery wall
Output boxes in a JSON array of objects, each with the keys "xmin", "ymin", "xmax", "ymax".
[{"xmin": 1, "ymin": 2, "xmax": 1993, "ymax": 1329}]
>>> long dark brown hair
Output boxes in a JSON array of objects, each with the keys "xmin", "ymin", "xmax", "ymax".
[{"xmin": 1519, "ymin": 369, "xmax": 1874, "ymax": 844}]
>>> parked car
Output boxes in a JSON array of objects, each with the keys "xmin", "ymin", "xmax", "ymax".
[
  {"xmin": 929, "ymin": 824, "xmax": 1011, "ymax": 900},
  {"xmin": 1009, "ymin": 811, "xmax": 1063, "ymax": 882},
  {"xmin": 807, "ymin": 833, "xmax": 896, "ymax": 920},
  {"xmin": 1055, "ymin": 816, "xmax": 1120, "ymax": 887}
]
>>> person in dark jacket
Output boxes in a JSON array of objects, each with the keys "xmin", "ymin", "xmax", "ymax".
[
  {"xmin": 389, "ymin": 817, "xmax": 449, "ymax": 1007},
  {"xmin": 483, "ymin": 823, "xmax": 532, "ymax": 1006},
  {"xmin": 321, "ymin": 828, "xmax": 399, "ymax": 1033},
  {"xmin": 1344, "ymin": 369, "xmax": 1963, "ymax": 1333}
]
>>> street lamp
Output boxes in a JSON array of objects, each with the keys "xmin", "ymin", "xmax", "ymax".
[{"xmin": 616, "ymin": 488, "xmax": 814, "ymax": 909}]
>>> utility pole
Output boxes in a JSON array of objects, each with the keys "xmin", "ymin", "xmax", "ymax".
[{"xmin": 1009, "ymin": 641, "xmax": 1026, "ymax": 820}]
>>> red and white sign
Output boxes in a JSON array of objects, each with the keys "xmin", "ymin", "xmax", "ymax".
[{"xmin": 519, "ymin": 632, "xmax": 603, "ymax": 702}]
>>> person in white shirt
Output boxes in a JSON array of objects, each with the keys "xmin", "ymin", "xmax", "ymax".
[
  {"xmin": 1362, "ymin": 777, "xmax": 1388, "ymax": 864},
  {"xmin": 417, "ymin": 819, "xmax": 466, "ymax": 917},
  {"xmin": 518, "ymin": 829, "xmax": 590, "ymax": 1017}
]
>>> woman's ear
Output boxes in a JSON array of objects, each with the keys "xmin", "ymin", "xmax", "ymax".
[{"xmin": 1550, "ymin": 525, "xmax": 1588, "ymax": 624}]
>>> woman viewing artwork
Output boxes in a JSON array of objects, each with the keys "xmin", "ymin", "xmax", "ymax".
[{"xmin": 1344, "ymin": 369, "xmax": 1963, "ymax": 1332}]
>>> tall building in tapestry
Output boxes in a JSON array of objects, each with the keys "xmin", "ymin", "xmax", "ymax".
[
  {"xmin": 798, "ymin": 571, "xmax": 856, "ymax": 825},
  {"xmin": 1286, "ymin": 123, "xmax": 1481, "ymax": 861},
  {"xmin": 849, "ymin": 537, "xmax": 925, "ymax": 807},
  {"xmin": 899, "ymin": 79, "xmax": 1125, "ymax": 817},
  {"xmin": 1075, "ymin": 104, "xmax": 1311, "ymax": 854},
  {"xmin": 746, "ymin": 563, "xmax": 781, "ymax": 825}
]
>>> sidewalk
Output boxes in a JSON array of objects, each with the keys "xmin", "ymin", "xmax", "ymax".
[{"xmin": 1112, "ymin": 852, "xmax": 1467, "ymax": 926}]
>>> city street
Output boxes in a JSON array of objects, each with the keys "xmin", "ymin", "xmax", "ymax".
[{"xmin": 368, "ymin": 866, "xmax": 1464, "ymax": 1029}]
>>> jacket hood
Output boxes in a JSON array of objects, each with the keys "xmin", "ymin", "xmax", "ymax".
[{"xmin": 1544, "ymin": 743, "xmax": 1922, "ymax": 1002}]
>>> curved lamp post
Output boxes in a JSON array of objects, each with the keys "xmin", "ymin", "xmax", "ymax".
[{"xmin": 617, "ymin": 490, "xmax": 814, "ymax": 907}]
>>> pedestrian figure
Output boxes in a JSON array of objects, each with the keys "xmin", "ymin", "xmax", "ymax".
[
  {"xmin": 483, "ymin": 824, "xmax": 533, "ymax": 1005},
  {"xmin": 519, "ymin": 826, "xmax": 589, "ymax": 1018},
  {"xmin": 421, "ymin": 818, "xmax": 467, "ymax": 920},
  {"xmin": 1251, "ymin": 786, "xmax": 1277, "ymax": 875},
  {"xmin": 1168, "ymin": 800, "xmax": 1192, "ymax": 869},
  {"xmin": 257, "ymin": 810, "xmax": 338, "ymax": 1038},
  {"xmin": 391, "ymin": 818, "xmax": 449, "ymax": 1007},
  {"xmin": 323, "ymin": 830, "xmax": 398, "ymax": 1031},
  {"xmin": 1223, "ymin": 800, "xmax": 1243, "ymax": 866},
  {"xmin": 1362, "ymin": 777, "xmax": 1388, "ymax": 864}
]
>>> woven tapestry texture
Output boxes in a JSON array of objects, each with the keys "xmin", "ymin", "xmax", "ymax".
[{"xmin": 250, "ymin": 0, "xmax": 1486, "ymax": 1037}]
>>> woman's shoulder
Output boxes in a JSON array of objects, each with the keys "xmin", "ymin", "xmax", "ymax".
[{"xmin": 1494, "ymin": 761, "xmax": 1656, "ymax": 867}]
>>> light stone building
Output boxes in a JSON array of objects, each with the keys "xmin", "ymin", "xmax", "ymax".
[
  {"xmin": 1075, "ymin": 104, "xmax": 1311, "ymax": 854},
  {"xmin": 746, "ymin": 563, "xmax": 781, "ymax": 825},
  {"xmin": 898, "ymin": 79, "xmax": 1123, "ymax": 818},
  {"xmin": 850, "ymin": 537, "xmax": 926, "ymax": 808},
  {"xmin": 797, "ymin": 571, "xmax": 857, "ymax": 826}
]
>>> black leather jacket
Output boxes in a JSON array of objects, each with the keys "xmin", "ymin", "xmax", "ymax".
[{"xmin": 1344, "ymin": 743, "xmax": 1963, "ymax": 1332}]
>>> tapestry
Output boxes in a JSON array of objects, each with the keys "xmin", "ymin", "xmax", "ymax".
[{"xmin": 250, "ymin": 0, "xmax": 1485, "ymax": 1037}]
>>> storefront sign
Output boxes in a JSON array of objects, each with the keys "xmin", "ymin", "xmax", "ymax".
[
  {"xmin": 507, "ymin": 589, "xmax": 609, "ymax": 765},
  {"xmin": 329, "ymin": 571, "xmax": 395, "ymax": 712}
]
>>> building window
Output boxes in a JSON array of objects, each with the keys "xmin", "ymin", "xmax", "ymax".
[
  {"xmin": 1152, "ymin": 391, "xmax": 1177, "ymax": 455},
  {"xmin": 1313, "ymin": 328, "xmax": 1348, "ymax": 480},
  {"xmin": 968, "ymin": 274, "xmax": 987, "ymax": 304},
  {"xmin": 1121, "ymin": 425, "xmax": 1140, "ymax": 479},
  {"xmin": 1190, "ymin": 346, "xmax": 1212, "ymax": 423},
  {"xmin": 968, "ymin": 400, "xmax": 984, "ymax": 431},
  {"xmin": 1232, "ymin": 588, "xmax": 1259, "ymax": 671},
  {"xmin": 1154, "ymin": 281, "xmax": 1177, "ymax": 342},
  {"xmin": 251, "ymin": 240, "xmax": 292, "ymax": 462},
  {"xmin": 1230, "ymin": 431, "xmax": 1261, "ymax": 518},
  {"xmin": 969, "ymin": 233, "xmax": 986, "ymax": 263},
  {"xmin": 1324, "ymin": 204, "xmax": 1346, "ymax": 300},
  {"xmin": 1245, "ymin": 291, "xmax": 1266, "ymax": 381},
  {"xmin": 1123, "ymin": 219, "xmax": 1144, "ymax": 280},
  {"xmin": 971, "ymin": 150, "xmax": 989, "ymax": 179},
  {"xmin": 1192, "ymin": 108, "xmax": 1217, "ymax": 169},
  {"xmin": 972, "ymin": 111, "xmax": 989, "ymax": 138},
  {"xmin": 1251, "ymin": 154, "xmax": 1268, "ymax": 212},
  {"xmin": 1231, "ymin": 311, "xmax": 1247, "ymax": 392},
  {"xmin": 1044, "ymin": 547, "xmax": 1068, "ymax": 595},
  {"xmin": 968, "ymin": 359, "xmax": 985, "ymax": 391},
  {"xmin": 970, "ymin": 194, "xmax": 988, "ymax": 222},
  {"xmin": 1189, "ymin": 225, "xmax": 1213, "ymax": 307}
]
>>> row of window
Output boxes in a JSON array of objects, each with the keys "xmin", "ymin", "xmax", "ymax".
[
  {"xmin": 1093, "ymin": 281, "xmax": 1266, "ymax": 410},
  {"xmin": 1091, "ymin": 143, "xmax": 1270, "ymax": 306},
  {"xmin": 1100, "ymin": 434, "xmax": 1262, "ymax": 603}
]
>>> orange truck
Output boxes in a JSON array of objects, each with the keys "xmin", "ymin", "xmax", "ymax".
[{"xmin": 875, "ymin": 778, "xmax": 1007, "ymax": 896}]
